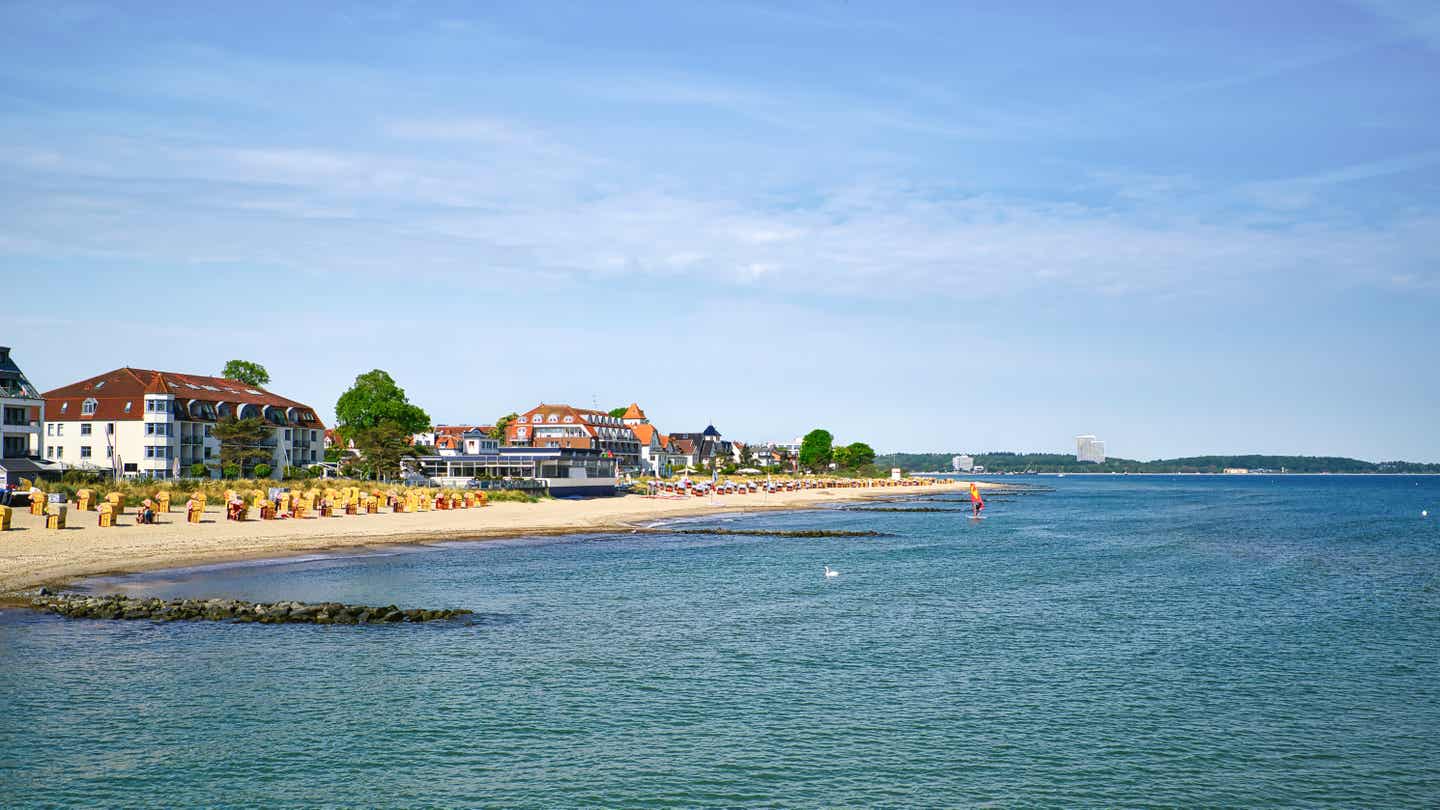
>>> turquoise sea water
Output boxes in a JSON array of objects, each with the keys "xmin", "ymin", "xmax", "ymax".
[{"xmin": 2, "ymin": 475, "xmax": 1439, "ymax": 807}]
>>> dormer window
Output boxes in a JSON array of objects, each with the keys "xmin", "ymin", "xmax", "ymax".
[
  {"xmin": 123, "ymin": 401, "xmax": 132, "ymax": 413},
  {"xmin": 61, "ymin": 402, "xmax": 68, "ymax": 413},
  {"xmin": 94, "ymin": 381, "xmax": 105, "ymax": 390},
  {"xmin": 82, "ymin": 398, "xmax": 97, "ymax": 416},
  {"xmin": 547, "ymin": 414, "xmax": 559, "ymax": 423},
  {"xmin": 563, "ymin": 416, "xmax": 573, "ymax": 423}
]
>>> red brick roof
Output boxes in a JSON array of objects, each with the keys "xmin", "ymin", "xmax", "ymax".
[
  {"xmin": 623, "ymin": 403, "xmax": 646, "ymax": 420},
  {"xmin": 44, "ymin": 368, "xmax": 323, "ymax": 426}
]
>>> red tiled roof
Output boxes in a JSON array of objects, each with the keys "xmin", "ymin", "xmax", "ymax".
[
  {"xmin": 630, "ymin": 423, "xmax": 661, "ymax": 446},
  {"xmin": 623, "ymin": 403, "xmax": 646, "ymax": 420},
  {"xmin": 43, "ymin": 367, "xmax": 323, "ymax": 425}
]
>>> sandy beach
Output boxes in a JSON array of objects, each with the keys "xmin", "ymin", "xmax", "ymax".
[{"xmin": 0, "ymin": 481, "xmax": 975, "ymax": 594}]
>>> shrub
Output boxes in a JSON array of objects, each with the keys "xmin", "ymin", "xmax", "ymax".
[
  {"xmin": 189, "ymin": 463, "xmax": 208, "ymax": 478},
  {"xmin": 283, "ymin": 465, "xmax": 310, "ymax": 480},
  {"xmin": 253, "ymin": 463, "xmax": 273, "ymax": 479},
  {"xmin": 222, "ymin": 464, "xmax": 240, "ymax": 479}
]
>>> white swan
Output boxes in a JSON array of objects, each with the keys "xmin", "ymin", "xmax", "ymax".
[{"xmin": 824, "ymin": 565, "xmax": 840, "ymax": 578}]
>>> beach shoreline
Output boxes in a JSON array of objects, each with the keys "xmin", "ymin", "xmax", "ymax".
[{"xmin": 0, "ymin": 481, "xmax": 991, "ymax": 597}]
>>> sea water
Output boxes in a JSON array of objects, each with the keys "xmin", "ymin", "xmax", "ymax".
[{"xmin": 2, "ymin": 476, "xmax": 1438, "ymax": 807}]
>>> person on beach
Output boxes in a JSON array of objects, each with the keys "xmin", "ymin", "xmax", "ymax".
[{"xmin": 0, "ymin": 481, "xmax": 12, "ymax": 506}]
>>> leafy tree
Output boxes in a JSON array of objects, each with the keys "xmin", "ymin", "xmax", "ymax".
[
  {"xmin": 222, "ymin": 464, "xmax": 240, "ymax": 479},
  {"xmin": 739, "ymin": 443, "xmax": 755, "ymax": 467},
  {"xmin": 334, "ymin": 370, "xmax": 431, "ymax": 440},
  {"xmin": 188, "ymin": 463, "xmax": 208, "ymax": 478},
  {"xmin": 353, "ymin": 423, "xmax": 418, "ymax": 480},
  {"xmin": 221, "ymin": 360, "xmax": 271, "ymax": 387},
  {"xmin": 841, "ymin": 442, "xmax": 875, "ymax": 469},
  {"xmin": 798, "ymin": 429, "xmax": 834, "ymax": 470},
  {"xmin": 253, "ymin": 463, "xmax": 272, "ymax": 479},
  {"xmin": 608, "ymin": 407, "xmax": 628, "ymax": 418},
  {"xmin": 213, "ymin": 416, "xmax": 272, "ymax": 476},
  {"xmin": 324, "ymin": 448, "xmax": 343, "ymax": 463},
  {"xmin": 489, "ymin": 413, "xmax": 518, "ymax": 441}
]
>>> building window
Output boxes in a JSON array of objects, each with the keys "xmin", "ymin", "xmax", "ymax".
[
  {"xmin": 107, "ymin": 423, "xmax": 114, "ymax": 434},
  {"xmin": 517, "ymin": 416, "xmax": 527, "ymax": 424},
  {"xmin": 204, "ymin": 425, "xmax": 212, "ymax": 437},
  {"xmin": 80, "ymin": 423, "xmax": 91, "ymax": 436},
  {"xmin": 82, "ymin": 398, "xmax": 97, "ymax": 415},
  {"xmin": 46, "ymin": 423, "xmax": 53, "ymax": 436},
  {"xmin": 55, "ymin": 423, "xmax": 63, "ymax": 436},
  {"xmin": 81, "ymin": 446, "xmax": 92, "ymax": 459},
  {"xmin": 204, "ymin": 447, "xmax": 212, "ymax": 459},
  {"xmin": 310, "ymin": 430, "xmax": 316, "ymax": 442},
  {"xmin": 547, "ymin": 415, "xmax": 559, "ymax": 423},
  {"xmin": 107, "ymin": 446, "xmax": 114, "ymax": 458},
  {"xmin": 124, "ymin": 402, "xmax": 132, "ymax": 413},
  {"xmin": 46, "ymin": 446, "xmax": 53, "ymax": 458},
  {"xmin": 55, "ymin": 446, "xmax": 63, "ymax": 458},
  {"xmin": 60, "ymin": 402, "xmax": 68, "ymax": 413},
  {"xmin": 284, "ymin": 429, "xmax": 291, "ymax": 440},
  {"xmin": 517, "ymin": 427, "xmax": 527, "ymax": 438},
  {"xmin": 563, "ymin": 416, "xmax": 573, "ymax": 423}
]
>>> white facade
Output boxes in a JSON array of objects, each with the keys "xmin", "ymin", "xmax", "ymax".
[
  {"xmin": 45, "ymin": 404, "xmax": 324, "ymax": 479},
  {"xmin": 1076, "ymin": 435, "xmax": 1106, "ymax": 463},
  {"xmin": 952, "ymin": 454, "xmax": 974, "ymax": 472}
]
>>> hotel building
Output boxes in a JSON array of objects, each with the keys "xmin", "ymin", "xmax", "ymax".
[
  {"xmin": 1075, "ymin": 435, "xmax": 1106, "ymax": 463},
  {"xmin": 505, "ymin": 403, "xmax": 641, "ymax": 472},
  {"xmin": 43, "ymin": 368, "xmax": 326, "ymax": 479},
  {"xmin": 0, "ymin": 346, "xmax": 46, "ymax": 484}
]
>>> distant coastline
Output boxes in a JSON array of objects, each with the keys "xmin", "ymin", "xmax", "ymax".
[{"xmin": 884, "ymin": 452, "xmax": 1440, "ymax": 475}]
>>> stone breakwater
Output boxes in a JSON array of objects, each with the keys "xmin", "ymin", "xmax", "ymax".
[{"xmin": 31, "ymin": 592, "xmax": 472, "ymax": 625}]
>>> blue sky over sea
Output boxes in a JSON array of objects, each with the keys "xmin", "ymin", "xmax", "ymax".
[{"xmin": 3, "ymin": 1, "xmax": 1437, "ymax": 460}]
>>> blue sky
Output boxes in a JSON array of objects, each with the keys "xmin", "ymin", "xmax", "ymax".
[{"xmin": 3, "ymin": 1, "xmax": 1438, "ymax": 460}]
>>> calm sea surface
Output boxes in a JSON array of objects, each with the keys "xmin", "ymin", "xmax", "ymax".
[{"xmin": 2, "ymin": 476, "xmax": 1439, "ymax": 807}]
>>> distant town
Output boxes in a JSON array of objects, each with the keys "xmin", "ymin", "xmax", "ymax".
[
  {"xmin": 5, "ymin": 348, "xmax": 1436, "ymax": 496},
  {"xmin": 1, "ymin": 349, "xmax": 883, "ymax": 496}
]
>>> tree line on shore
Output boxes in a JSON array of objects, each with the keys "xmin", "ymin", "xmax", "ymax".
[{"xmin": 876, "ymin": 451, "xmax": 1440, "ymax": 474}]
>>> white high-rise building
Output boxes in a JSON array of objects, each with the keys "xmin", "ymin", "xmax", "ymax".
[
  {"xmin": 952, "ymin": 454, "xmax": 974, "ymax": 472},
  {"xmin": 1076, "ymin": 435, "xmax": 1106, "ymax": 463}
]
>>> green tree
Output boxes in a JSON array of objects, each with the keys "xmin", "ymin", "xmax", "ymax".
[
  {"xmin": 253, "ymin": 463, "xmax": 272, "ymax": 479},
  {"xmin": 489, "ymin": 412, "xmax": 519, "ymax": 441},
  {"xmin": 798, "ymin": 429, "xmax": 834, "ymax": 470},
  {"xmin": 334, "ymin": 370, "xmax": 431, "ymax": 440},
  {"xmin": 739, "ymin": 443, "xmax": 755, "ymax": 467},
  {"xmin": 213, "ymin": 416, "xmax": 273, "ymax": 476},
  {"xmin": 188, "ymin": 462, "xmax": 208, "ymax": 478},
  {"xmin": 353, "ymin": 423, "xmax": 419, "ymax": 480},
  {"xmin": 841, "ymin": 442, "xmax": 875, "ymax": 468},
  {"xmin": 221, "ymin": 360, "xmax": 271, "ymax": 387},
  {"xmin": 608, "ymin": 407, "xmax": 628, "ymax": 418}
]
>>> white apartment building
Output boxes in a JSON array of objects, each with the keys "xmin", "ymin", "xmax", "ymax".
[
  {"xmin": 0, "ymin": 346, "xmax": 47, "ymax": 485},
  {"xmin": 43, "ymin": 368, "xmax": 325, "ymax": 479},
  {"xmin": 952, "ymin": 454, "xmax": 974, "ymax": 472},
  {"xmin": 1076, "ymin": 434, "xmax": 1106, "ymax": 463}
]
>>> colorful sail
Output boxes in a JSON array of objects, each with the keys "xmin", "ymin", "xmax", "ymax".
[{"xmin": 970, "ymin": 482, "xmax": 984, "ymax": 507}]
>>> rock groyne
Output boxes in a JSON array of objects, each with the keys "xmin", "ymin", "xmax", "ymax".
[{"xmin": 31, "ymin": 592, "xmax": 472, "ymax": 625}]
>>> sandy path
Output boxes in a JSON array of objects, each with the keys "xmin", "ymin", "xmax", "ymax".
[{"xmin": 0, "ymin": 481, "xmax": 975, "ymax": 593}]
